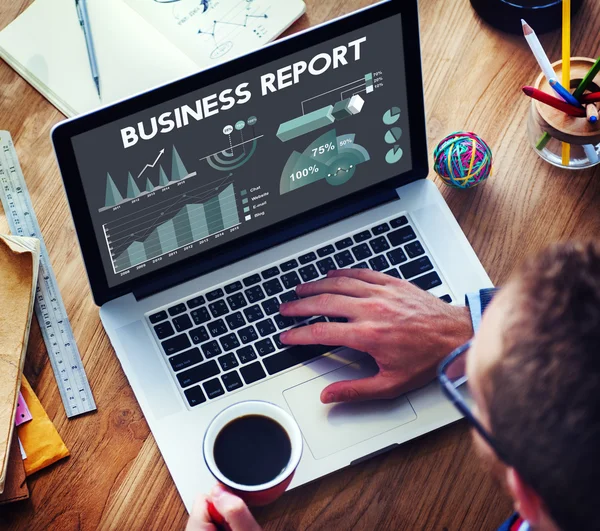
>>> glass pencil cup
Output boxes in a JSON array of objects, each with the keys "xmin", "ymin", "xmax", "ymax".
[{"xmin": 527, "ymin": 58, "xmax": 600, "ymax": 170}]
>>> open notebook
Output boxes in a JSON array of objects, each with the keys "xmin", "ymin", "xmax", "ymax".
[{"xmin": 0, "ymin": 0, "xmax": 305, "ymax": 117}]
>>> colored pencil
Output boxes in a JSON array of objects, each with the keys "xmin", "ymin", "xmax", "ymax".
[
  {"xmin": 586, "ymin": 104, "xmax": 599, "ymax": 123},
  {"xmin": 583, "ymin": 144, "xmax": 599, "ymax": 164},
  {"xmin": 573, "ymin": 57, "xmax": 600, "ymax": 100},
  {"xmin": 522, "ymin": 86, "xmax": 586, "ymax": 117},
  {"xmin": 549, "ymin": 79, "xmax": 580, "ymax": 107},
  {"xmin": 580, "ymin": 92, "xmax": 600, "ymax": 104},
  {"xmin": 561, "ymin": 0, "xmax": 571, "ymax": 165},
  {"xmin": 521, "ymin": 20, "xmax": 557, "ymax": 84}
]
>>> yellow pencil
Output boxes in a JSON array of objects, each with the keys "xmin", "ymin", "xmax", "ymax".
[{"xmin": 562, "ymin": 0, "xmax": 571, "ymax": 166}]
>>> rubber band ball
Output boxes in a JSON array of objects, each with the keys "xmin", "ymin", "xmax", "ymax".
[{"xmin": 433, "ymin": 132, "xmax": 493, "ymax": 189}]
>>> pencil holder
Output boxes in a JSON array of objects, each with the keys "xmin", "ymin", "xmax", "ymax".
[{"xmin": 528, "ymin": 58, "xmax": 600, "ymax": 169}]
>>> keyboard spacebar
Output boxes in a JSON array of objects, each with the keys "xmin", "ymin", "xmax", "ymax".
[{"xmin": 263, "ymin": 344, "xmax": 337, "ymax": 375}]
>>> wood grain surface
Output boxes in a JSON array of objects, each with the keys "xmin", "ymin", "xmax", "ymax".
[{"xmin": 1, "ymin": 0, "xmax": 599, "ymax": 529}]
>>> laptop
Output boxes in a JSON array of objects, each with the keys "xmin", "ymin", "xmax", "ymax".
[{"xmin": 52, "ymin": 0, "xmax": 492, "ymax": 511}]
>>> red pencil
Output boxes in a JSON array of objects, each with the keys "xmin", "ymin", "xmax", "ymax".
[
  {"xmin": 522, "ymin": 86, "xmax": 586, "ymax": 117},
  {"xmin": 580, "ymin": 92, "xmax": 600, "ymax": 104}
]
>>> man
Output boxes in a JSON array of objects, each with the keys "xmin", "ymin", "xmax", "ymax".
[{"xmin": 187, "ymin": 241, "xmax": 600, "ymax": 531}]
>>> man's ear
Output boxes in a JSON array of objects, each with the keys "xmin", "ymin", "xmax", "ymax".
[{"xmin": 505, "ymin": 467, "xmax": 543, "ymax": 526}]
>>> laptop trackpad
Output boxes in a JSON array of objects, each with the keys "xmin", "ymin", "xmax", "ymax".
[{"xmin": 283, "ymin": 356, "xmax": 417, "ymax": 460}]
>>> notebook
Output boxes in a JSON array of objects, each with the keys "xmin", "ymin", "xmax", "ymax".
[
  {"xmin": 0, "ymin": 0, "xmax": 305, "ymax": 117},
  {"xmin": 0, "ymin": 235, "xmax": 40, "ymax": 494}
]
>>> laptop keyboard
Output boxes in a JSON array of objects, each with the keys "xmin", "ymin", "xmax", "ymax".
[{"xmin": 147, "ymin": 213, "xmax": 453, "ymax": 409}]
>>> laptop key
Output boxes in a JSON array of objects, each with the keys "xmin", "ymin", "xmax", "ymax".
[
  {"xmin": 387, "ymin": 248, "xmax": 408, "ymax": 265},
  {"xmin": 209, "ymin": 300, "xmax": 228, "ymax": 318},
  {"xmin": 177, "ymin": 359, "xmax": 220, "ymax": 388},
  {"xmin": 440, "ymin": 294, "xmax": 453, "ymax": 304},
  {"xmin": 154, "ymin": 321, "xmax": 175, "ymax": 340},
  {"xmin": 227, "ymin": 292, "xmax": 247, "ymax": 311},
  {"xmin": 372, "ymin": 222, "xmax": 390, "ymax": 235},
  {"xmin": 263, "ymin": 344, "xmax": 334, "ymax": 375},
  {"xmin": 149, "ymin": 310, "xmax": 168, "ymax": 324},
  {"xmin": 388, "ymin": 226, "xmax": 417, "ymax": 247},
  {"xmin": 405, "ymin": 240, "xmax": 425, "ymax": 259},
  {"xmin": 273, "ymin": 333, "xmax": 285, "ymax": 350},
  {"xmin": 203, "ymin": 378, "xmax": 225, "ymax": 399},
  {"xmin": 184, "ymin": 386, "xmax": 206, "ymax": 407},
  {"xmin": 262, "ymin": 297, "xmax": 280, "ymax": 315},
  {"xmin": 261, "ymin": 266, "xmax": 280, "ymax": 279},
  {"xmin": 411, "ymin": 272, "xmax": 442, "ymax": 291},
  {"xmin": 218, "ymin": 353, "xmax": 239, "ymax": 371},
  {"xmin": 274, "ymin": 314, "xmax": 295, "ymax": 330},
  {"xmin": 191, "ymin": 307, "xmax": 211, "ymax": 325},
  {"xmin": 352, "ymin": 243, "xmax": 373, "ymax": 261},
  {"xmin": 281, "ymin": 271, "xmax": 301, "ymax": 289},
  {"xmin": 370, "ymin": 236, "xmax": 390, "ymax": 254},
  {"xmin": 240, "ymin": 362, "xmax": 267, "ymax": 384},
  {"xmin": 298, "ymin": 252, "xmax": 316, "ymax": 265},
  {"xmin": 245, "ymin": 285, "xmax": 265, "ymax": 303},
  {"xmin": 400, "ymin": 257, "xmax": 434, "ymax": 279},
  {"xmin": 243, "ymin": 305, "xmax": 264, "ymax": 322},
  {"xmin": 309, "ymin": 316, "xmax": 328, "ymax": 325},
  {"xmin": 299, "ymin": 264, "xmax": 319, "ymax": 282},
  {"xmin": 317, "ymin": 257, "xmax": 337, "ymax": 276},
  {"xmin": 173, "ymin": 314, "xmax": 193, "ymax": 333},
  {"xmin": 208, "ymin": 319, "xmax": 228, "ymax": 338},
  {"xmin": 264, "ymin": 278, "xmax": 284, "ymax": 296},
  {"xmin": 236, "ymin": 345, "xmax": 257, "ymax": 364},
  {"xmin": 189, "ymin": 326, "xmax": 210, "ymax": 344},
  {"xmin": 353, "ymin": 230, "xmax": 371, "ymax": 243},
  {"xmin": 369, "ymin": 255, "xmax": 390, "ymax": 272},
  {"xmin": 224, "ymin": 281, "xmax": 243, "ymax": 294},
  {"xmin": 280, "ymin": 259, "xmax": 298, "ymax": 272},
  {"xmin": 317, "ymin": 244, "xmax": 335, "ymax": 257},
  {"xmin": 243, "ymin": 274, "xmax": 261, "ymax": 287},
  {"xmin": 169, "ymin": 347, "xmax": 203, "ymax": 372},
  {"xmin": 222, "ymin": 371, "xmax": 243, "ymax": 392},
  {"xmin": 384, "ymin": 268, "xmax": 402, "ymax": 279},
  {"xmin": 334, "ymin": 250, "xmax": 355, "ymax": 268},
  {"xmin": 186, "ymin": 296, "xmax": 205, "ymax": 309},
  {"xmin": 239, "ymin": 325, "xmax": 258, "ymax": 344},
  {"xmin": 162, "ymin": 334, "xmax": 191, "ymax": 356},
  {"xmin": 390, "ymin": 215, "xmax": 408, "ymax": 228},
  {"xmin": 226, "ymin": 312, "xmax": 246, "ymax": 330},
  {"xmin": 256, "ymin": 318, "xmax": 277, "ymax": 337},
  {"xmin": 255, "ymin": 338, "xmax": 276, "ymax": 357},
  {"xmin": 351, "ymin": 262, "xmax": 369, "ymax": 269},
  {"xmin": 168, "ymin": 303, "xmax": 187, "ymax": 317},
  {"xmin": 201, "ymin": 340, "xmax": 222, "ymax": 359},
  {"xmin": 206, "ymin": 288, "xmax": 224, "ymax": 302},
  {"xmin": 280, "ymin": 291, "xmax": 299, "ymax": 303},
  {"xmin": 335, "ymin": 237, "xmax": 354, "ymax": 250},
  {"xmin": 219, "ymin": 333, "xmax": 240, "ymax": 352}
]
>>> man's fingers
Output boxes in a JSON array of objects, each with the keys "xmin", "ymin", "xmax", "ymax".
[
  {"xmin": 295, "ymin": 276, "xmax": 381, "ymax": 299},
  {"xmin": 186, "ymin": 495, "xmax": 216, "ymax": 531},
  {"xmin": 280, "ymin": 293, "xmax": 360, "ymax": 319},
  {"xmin": 210, "ymin": 485, "xmax": 262, "ymax": 531},
  {"xmin": 281, "ymin": 322, "xmax": 362, "ymax": 350},
  {"xmin": 327, "ymin": 268, "xmax": 392, "ymax": 285},
  {"xmin": 320, "ymin": 373, "xmax": 406, "ymax": 404}
]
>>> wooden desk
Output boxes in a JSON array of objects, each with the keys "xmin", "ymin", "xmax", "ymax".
[{"xmin": 1, "ymin": 0, "xmax": 599, "ymax": 528}]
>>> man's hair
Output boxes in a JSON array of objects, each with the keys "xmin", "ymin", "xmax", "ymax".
[{"xmin": 486, "ymin": 241, "xmax": 600, "ymax": 531}]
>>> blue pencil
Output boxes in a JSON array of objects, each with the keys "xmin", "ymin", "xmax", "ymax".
[{"xmin": 549, "ymin": 79, "xmax": 581, "ymax": 107}]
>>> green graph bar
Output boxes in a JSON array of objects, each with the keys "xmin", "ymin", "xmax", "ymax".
[
  {"xmin": 204, "ymin": 195, "xmax": 225, "ymax": 235},
  {"xmin": 144, "ymin": 228, "xmax": 162, "ymax": 259},
  {"xmin": 276, "ymin": 106, "xmax": 335, "ymax": 142},
  {"xmin": 114, "ymin": 252, "xmax": 131, "ymax": 271},
  {"xmin": 219, "ymin": 184, "xmax": 240, "ymax": 229},
  {"xmin": 157, "ymin": 219, "xmax": 178, "ymax": 253},
  {"xmin": 127, "ymin": 241, "xmax": 147, "ymax": 267},
  {"xmin": 174, "ymin": 204, "xmax": 210, "ymax": 246}
]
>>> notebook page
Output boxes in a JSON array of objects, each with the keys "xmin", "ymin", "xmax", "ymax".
[
  {"xmin": 0, "ymin": 0, "xmax": 198, "ymax": 117},
  {"xmin": 123, "ymin": 0, "xmax": 306, "ymax": 69}
]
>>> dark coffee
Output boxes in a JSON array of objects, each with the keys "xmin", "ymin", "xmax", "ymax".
[{"xmin": 213, "ymin": 414, "xmax": 291, "ymax": 486}]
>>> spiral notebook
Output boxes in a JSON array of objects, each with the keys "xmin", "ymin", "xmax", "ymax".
[{"xmin": 0, "ymin": 0, "xmax": 305, "ymax": 117}]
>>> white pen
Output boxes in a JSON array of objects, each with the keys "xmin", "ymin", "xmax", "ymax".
[
  {"xmin": 521, "ymin": 19, "xmax": 557, "ymax": 84},
  {"xmin": 75, "ymin": 0, "xmax": 101, "ymax": 98}
]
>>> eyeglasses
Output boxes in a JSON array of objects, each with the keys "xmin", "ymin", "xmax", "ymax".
[{"xmin": 437, "ymin": 340, "xmax": 510, "ymax": 464}]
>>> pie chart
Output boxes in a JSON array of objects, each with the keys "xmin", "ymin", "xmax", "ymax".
[
  {"xmin": 383, "ymin": 107, "xmax": 401, "ymax": 125},
  {"xmin": 384, "ymin": 127, "xmax": 402, "ymax": 144},
  {"xmin": 385, "ymin": 145, "xmax": 403, "ymax": 164}
]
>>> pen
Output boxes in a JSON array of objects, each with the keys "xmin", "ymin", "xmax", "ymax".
[
  {"xmin": 586, "ymin": 103, "xmax": 598, "ymax": 123},
  {"xmin": 522, "ymin": 86, "xmax": 586, "ymax": 117},
  {"xmin": 75, "ymin": 0, "xmax": 101, "ymax": 98},
  {"xmin": 549, "ymin": 79, "xmax": 581, "ymax": 108},
  {"xmin": 521, "ymin": 20, "xmax": 557, "ymax": 84}
]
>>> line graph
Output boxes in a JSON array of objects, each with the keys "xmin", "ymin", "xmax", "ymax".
[
  {"xmin": 198, "ymin": 13, "xmax": 268, "ymax": 38},
  {"xmin": 137, "ymin": 149, "xmax": 165, "ymax": 179}
]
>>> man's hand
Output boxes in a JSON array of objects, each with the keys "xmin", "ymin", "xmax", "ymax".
[
  {"xmin": 279, "ymin": 269, "xmax": 473, "ymax": 404},
  {"xmin": 186, "ymin": 485, "xmax": 262, "ymax": 531}
]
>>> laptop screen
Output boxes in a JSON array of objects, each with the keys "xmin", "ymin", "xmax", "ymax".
[{"xmin": 71, "ymin": 12, "xmax": 412, "ymax": 288}]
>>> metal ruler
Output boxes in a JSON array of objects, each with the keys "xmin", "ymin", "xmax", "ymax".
[{"xmin": 0, "ymin": 131, "xmax": 96, "ymax": 418}]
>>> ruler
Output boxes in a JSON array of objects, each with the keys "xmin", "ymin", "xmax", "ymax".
[{"xmin": 0, "ymin": 131, "xmax": 96, "ymax": 418}]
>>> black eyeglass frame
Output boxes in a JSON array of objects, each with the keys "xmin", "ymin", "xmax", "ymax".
[{"xmin": 437, "ymin": 340, "xmax": 510, "ymax": 464}]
